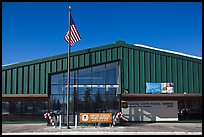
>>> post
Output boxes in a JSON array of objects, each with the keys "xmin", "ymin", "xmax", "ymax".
[
  {"xmin": 75, "ymin": 114, "xmax": 77, "ymax": 129},
  {"xmin": 59, "ymin": 115, "xmax": 62, "ymax": 129},
  {"xmin": 66, "ymin": 6, "xmax": 71, "ymax": 129}
]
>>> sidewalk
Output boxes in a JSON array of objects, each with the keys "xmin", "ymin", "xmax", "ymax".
[{"xmin": 2, "ymin": 122, "xmax": 202, "ymax": 135}]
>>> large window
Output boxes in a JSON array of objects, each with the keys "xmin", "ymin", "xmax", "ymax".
[
  {"xmin": 178, "ymin": 100, "xmax": 202, "ymax": 120},
  {"xmin": 2, "ymin": 101, "xmax": 48, "ymax": 122},
  {"xmin": 50, "ymin": 61, "xmax": 120, "ymax": 125}
]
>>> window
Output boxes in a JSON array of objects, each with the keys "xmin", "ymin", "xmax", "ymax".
[
  {"xmin": 2, "ymin": 102, "xmax": 9, "ymax": 115},
  {"xmin": 106, "ymin": 62, "xmax": 119, "ymax": 84},
  {"xmin": 78, "ymin": 68, "xmax": 92, "ymax": 84},
  {"xmin": 2, "ymin": 101, "xmax": 48, "ymax": 122},
  {"xmin": 50, "ymin": 61, "xmax": 120, "ymax": 124},
  {"xmin": 178, "ymin": 100, "xmax": 202, "ymax": 120},
  {"xmin": 92, "ymin": 64, "xmax": 105, "ymax": 84}
]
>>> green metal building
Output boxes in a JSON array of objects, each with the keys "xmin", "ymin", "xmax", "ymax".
[{"xmin": 2, "ymin": 40, "xmax": 202, "ymax": 124}]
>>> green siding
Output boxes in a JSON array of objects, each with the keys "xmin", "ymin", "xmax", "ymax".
[
  {"xmin": 112, "ymin": 48, "xmax": 117, "ymax": 60},
  {"xmin": 128, "ymin": 49, "xmax": 134, "ymax": 94},
  {"xmin": 117, "ymin": 47, "xmax": 122, "ymax": 59},
  {"xmin": 57, "ymin": 59, "xmax": 62, "ymax": 72},
  {"xmin": 182, "ymin": 60, "xmax": 188, "ymax": 93},
  {"xmin": 51, "ymin": 60, "xmax": 56, "ymax": 73},
  {"xmin": 95, "ymin": 51, "xmax": 100, "ymax": 64},
  {"xmin": 12, "ymin": 68, "xmax": 17, "ymax": 94},
  {"xmin": 79, "ymin": 54, "xmax": 85, "ymax": 67},
  {"xmin": 172, "ymin": 58, "xmax": 178, "ymax": 93},
  {"xmin": 193, "ymin": 62, "xmax": 199, "ymax": 93},
  {"xmin": 161, "ymin": 55, "xmax": 167, "ymax": 82},
  {"xmin": 2, "ymin": 71, "xmax": 6, "ymax": 94},
  {"xmin": 6, "ymin": 70, "xmax": 11, "ymax": 94},
  {"xmin": 139, "ymin": 51, "xmax": 145, "ymax": 93},
  {"xmin": 45, "ymin": 62, "xmax": 51, "ymax": 94},
  {"xmin": 91, "ymin": 52, "xmax": 96, "ymax": 65},
  {"xmin": 123, "ymin": 48, "xmax": 128, "ymax": 90},
  {"xmin": 145, "ymin": 52, "xmax": 150, "ymax": 83},
  {"xmin": 188, "ymin": 61, "xmax": 194, "ymax": 93},
  {"xmin": 177, "ymin": 59, "xmax": 183, "ymax": 93},
  {"xmin": 35, "ymin": 64, "xmax": 40, "ymax": 94},
  {"xmin": 29, "ymin": 65, "xmax": 34, "ymax": 94},
  {"xmin": 155, "ymin": 54, "xmax": 161, "ymax": 82},
  {"xmin": 107, "ymin": 49, "xmax": 111, "ymax": 62},
  {"xmin": 2, "ymin": 41, "xmax": 202, "ymax": 96},
  {"xmin": 101, "ymin": 50, "xmax": 106, "ymax": 63},
  {"xmin": 85, "ymin": 54, "xmax": 89, "ymax": 66},
  {"xmin": 166, "ymin": 57, "xmax": 172, "ymax": 82},
  {"xmin": 18, "ymin": 68, "xmax": 23, "ymax": 94},
  {"xmin": 150, "ymin": 53, "xmax": 156, "ymax": 82},
  {"xmin": 134, "ymin": 50, "xmax": 139, "ymax": 93},
  {"xmin": 118, "ymin": 60, "xmax": 122, "ymax": 94},
  {"xmin": 40, "ymin": 63, "xmax": 45, "ymax": 94},
  {"xmin": 198, "ymin": 63, "xmax": 202, "ymax": 93},
  {"xmin": 23, "ymin": 66, "xmax": 28, "ymax": 94}
]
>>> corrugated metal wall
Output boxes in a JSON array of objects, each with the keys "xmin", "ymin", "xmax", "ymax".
[
  {"xmin": 121, "ymin": 45, "xmax": 202, "ymax": 94},
  {"xmin": 2, "ymin": 41, "xmax": 202, "ymax": 95},
  {"xmin": 2, "ymin": 42, "xmax": 122, "ymax": 95}
]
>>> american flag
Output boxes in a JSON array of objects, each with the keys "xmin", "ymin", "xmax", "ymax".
[{"xmin": 64, "ymin": 15, "xmax": 81, "ymax": 46}]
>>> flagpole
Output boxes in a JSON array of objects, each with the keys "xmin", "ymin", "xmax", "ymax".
[{"xmin": 67, "ymin": 5, "xmax": 71, "ymax": 129}]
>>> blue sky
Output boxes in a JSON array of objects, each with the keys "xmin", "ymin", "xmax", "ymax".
[{"xmin": 2, "ymin": 2, "xmax": 202, "ymax": 65}]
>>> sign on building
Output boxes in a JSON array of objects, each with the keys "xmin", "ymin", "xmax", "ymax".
[
  {"xmin": 80, "ymin": 113, "xmax": 112, "ymax": 123},
  {"xmin": 146, "ymin": 83, "xmax": 174, "ymax": 94},
  {"xmin": 122, "ymin": 101, "xmax": 178, "ymax": 122}
]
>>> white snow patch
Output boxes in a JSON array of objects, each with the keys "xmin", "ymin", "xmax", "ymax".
[{"xmin": 134, "ymin": 44, "xmax": 202, "ymax": 60}]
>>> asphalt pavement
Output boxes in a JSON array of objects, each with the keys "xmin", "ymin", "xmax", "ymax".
[{"xmin": 2, "ymin": 122, "xmax": 202, "ymax": 135}]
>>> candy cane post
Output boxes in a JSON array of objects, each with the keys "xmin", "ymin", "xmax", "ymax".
[
  {"xmin": 112, "ymin": 111, "xmax": 122, "ymax": 127},
  {"xmin": 44, "ymin": 112, "xmax": 56, "ymax": 128}
]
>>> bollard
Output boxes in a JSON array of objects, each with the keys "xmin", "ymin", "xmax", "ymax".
[
  {"xmin": 59, "ymin": 115, "xmax": 61, "ymax": 129},
  {"xmin": 75, "ymin": 114, "xmax": 77, "ymax": 129}
]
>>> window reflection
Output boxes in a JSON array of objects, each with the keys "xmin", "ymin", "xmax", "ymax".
[
  {"xmin": 2, "ymin": 102, "xmax": 9, "ymax": 115},
  {"xmin": 92, "ymin": 64, "xmax": 105, "ymax": 84},
  {"xmin": 50, "ymin": 95, "xmax": 63, "ymax": 111},
  {"xmin": 21, "ymin": 102, "xmax": 33, "ymax": 114},
  {"xmin": 9, "ymin": 102, "xmax": 21, "ymax": 114},
  {"xmin": 178, "ymin": 100, "xmax": 202, "ymax": 120},
  {"xmin": 92, "ymin": 86, "xmax": 105, "ymax": 95},
  {"xmin": 106, "ymin": 62, "xmax": 119, "ymax": 84},
  {"xmin": 51, "ymin": 85, "xmax": 63, "ymax": 94},
  {"xmin": 34, "ymin": 102, "xmax": 47, "ymax": 114},
  {"xmin": 51, "ymin": 73, "xmax": 63, "ymax": 84},
  {"xmin": 50, "ymin": 61, "xmax": 120, "ymax": 124},
  {"xmin": 2, "ymin": 101, "xmax": 48, "ymax": 122},
  {"xmin": 106, "ymin": 86, "xmax": 118, "ymax": 94},
  {"xmin": 78, "ymin": 68, "xmax": 92, "ymax": 84}
]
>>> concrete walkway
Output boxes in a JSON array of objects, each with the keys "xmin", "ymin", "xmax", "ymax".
[{"xmin": 2, "ymin": 122, "xmax": 202, "ymax": 135}]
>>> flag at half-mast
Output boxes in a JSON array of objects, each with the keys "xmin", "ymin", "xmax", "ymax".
[{"xmin": 64, "ymin": 14, "xmax": 81, "ymax": 46}]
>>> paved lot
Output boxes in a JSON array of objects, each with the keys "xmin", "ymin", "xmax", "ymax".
[{"xmin": 2, "ymin": 122, "xmax": 202, "ymax": 135}]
